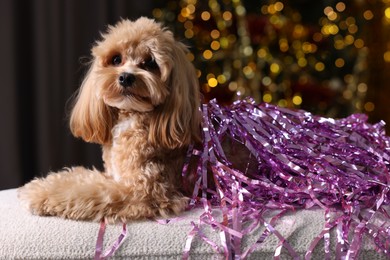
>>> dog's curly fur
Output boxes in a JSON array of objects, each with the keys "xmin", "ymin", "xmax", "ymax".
[{"xmin": 18, "ymin": 17, "xmax": 201, "ymax": 223}]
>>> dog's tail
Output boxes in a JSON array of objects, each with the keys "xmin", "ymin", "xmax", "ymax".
[{"xmin": 18, "ymin": 167, "xmax": 188, "ymax": 223}]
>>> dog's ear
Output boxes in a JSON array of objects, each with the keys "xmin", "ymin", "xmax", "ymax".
[
  {"xmin": 149, "ymin": 41, "xmax": 201, "ymax": 149},
  {"xmin": 69, "ymin": 60, "xmax": 115, "ymax": 144}
]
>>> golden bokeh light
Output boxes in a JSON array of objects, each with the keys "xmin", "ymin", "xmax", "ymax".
[
  {"xmin": 335, "ymin": 58, "xmax": 345, "ymax": 67},
  {"xmin": 315, "ymin": 62, "xmax": 325, "ymax": 71},
  {"xmin": 263, "ymin": 93, "xmax": 273, "ymax": 103},
  {"xmin": 222, "ymin": 11, "xmax": 232, "ymax": 21},
  {"xmin": 385, "ymin": 7, "xmax": 390, "ymax": 19},
  {"xmin": 210, "ymin": 40, "xmax": 220, "ymax": 50},
  {"xmin": 363, "ymin": 10, "xmax": 374, "ymax": 20},
  {"xmin": 335, "ymin": 2, "xmax": 346, "ymax": 12},
  {"xmin": 208, "ymin": 78, "xmax": 218, "ymax": 87},
  {"xmin": 270, "ymin": 63, "xmax": 280, "ymax": 74},
  {"xmin": 201, "ymin": 11, "xmax": 211, "ymax": 21},
  {"xmin": 210, "ymin": 29, "xmax": 220, "ymax": 39},
  {"xmin": 292, "ymin": 95, "xmax": 303, "ymax": 105},
  {"xmin": 364, "ymin": 102, "xmax": 375, "ymax": 112},
  {"xmin": 203, "ymin": 50, "xmax": 213, "ymax": 60}
]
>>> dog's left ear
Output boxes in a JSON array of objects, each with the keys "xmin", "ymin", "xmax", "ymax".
[
  {"xmin": 149, "ymin": 41, "xmax": 201, "ymax": 149},
  {"xmin": 69, "ymin": 60, "xmax": 116, "ymax": 144}
]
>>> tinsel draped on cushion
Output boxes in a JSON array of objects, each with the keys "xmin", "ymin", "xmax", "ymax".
[{"xmin": 183, "ymin": 99, "xmax": 390, "ymax": 259}]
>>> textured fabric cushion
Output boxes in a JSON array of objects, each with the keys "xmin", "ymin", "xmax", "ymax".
[{"xmin": 0, "ymin": 189, "xmax": 386, "ymax": 259}]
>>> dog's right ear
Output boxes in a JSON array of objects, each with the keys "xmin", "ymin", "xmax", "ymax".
[{"xmin": 69, "ymin": 60, "xmax": 115, "ymax": 144}]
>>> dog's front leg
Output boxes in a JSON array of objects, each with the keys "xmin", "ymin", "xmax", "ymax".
[
  {"xmin": 18, "ymin": 167, "xmax": 140, "ymax": 222},
  {"xmin": 18, "ymin": 166, "xmax": 188, "ymax": 222}
]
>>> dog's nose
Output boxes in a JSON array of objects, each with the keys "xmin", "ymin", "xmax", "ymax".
[{"xmin": 118, "ymin": 72, "xmax": 136, "ymax": 87}]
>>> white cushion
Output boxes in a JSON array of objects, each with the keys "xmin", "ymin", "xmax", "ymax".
[{"xmin": 0, "ymin": 189, "xmax": 386, "ymax": 259}]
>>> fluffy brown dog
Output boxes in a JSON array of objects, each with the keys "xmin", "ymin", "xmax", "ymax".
[{"xmin": 18, "ymin": 17, "xmax": 201, "ymax": 223}]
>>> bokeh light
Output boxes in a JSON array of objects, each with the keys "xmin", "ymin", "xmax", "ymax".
[{"xmin": 154, "ymin": 0, "xmax": 390, "ymax": 124}]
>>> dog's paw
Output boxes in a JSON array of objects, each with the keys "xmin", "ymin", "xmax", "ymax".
[
  {"xmin": 18, "ymin": 179, "xmax": 51, "ymax": 216},
  {"xmin": 157, "ymin": 195, "xmax": 189, "ymax": 218}
]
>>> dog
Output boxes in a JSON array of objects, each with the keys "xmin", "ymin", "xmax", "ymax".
[{"xmin": 18, "ymin": 17, "xmax": 201, "ymax": 223}]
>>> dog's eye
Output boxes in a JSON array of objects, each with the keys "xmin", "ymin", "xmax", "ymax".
[
  {"xmin": 111, "ymin": 54, "xmax": 122, "ymax": 66},
  {"xmin": 141, "ymin": 57, "xmax": 158, "ymax": 70}
]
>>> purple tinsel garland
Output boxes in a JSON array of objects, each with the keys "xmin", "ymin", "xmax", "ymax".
[{"xmin": 182, "ymin": 99, "xmax": 390, "ymax": 259}]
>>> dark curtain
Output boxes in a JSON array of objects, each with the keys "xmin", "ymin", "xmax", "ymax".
[{"xmin": 0, "ymin": 0, "xmax": 161, "ymax": 189}]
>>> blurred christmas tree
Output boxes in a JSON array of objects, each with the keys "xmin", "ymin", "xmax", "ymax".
[{"xmin": 153, "ymin": 0, "xmax": 390, "ymax": 126}]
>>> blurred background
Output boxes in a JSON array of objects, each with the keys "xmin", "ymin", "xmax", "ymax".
[{"xmin": 1, "ymin": 0, "xmax": 390, "ymax": 190}]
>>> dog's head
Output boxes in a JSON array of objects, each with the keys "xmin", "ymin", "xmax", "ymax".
[{"xmin": 70, "ymin": 17, "xmax": 201, "ymax": 149}]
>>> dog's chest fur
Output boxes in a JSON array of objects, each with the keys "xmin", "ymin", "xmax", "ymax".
[{"xmin": 102, "ymin": 112, "xmax": 152, "ymax": 181}]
